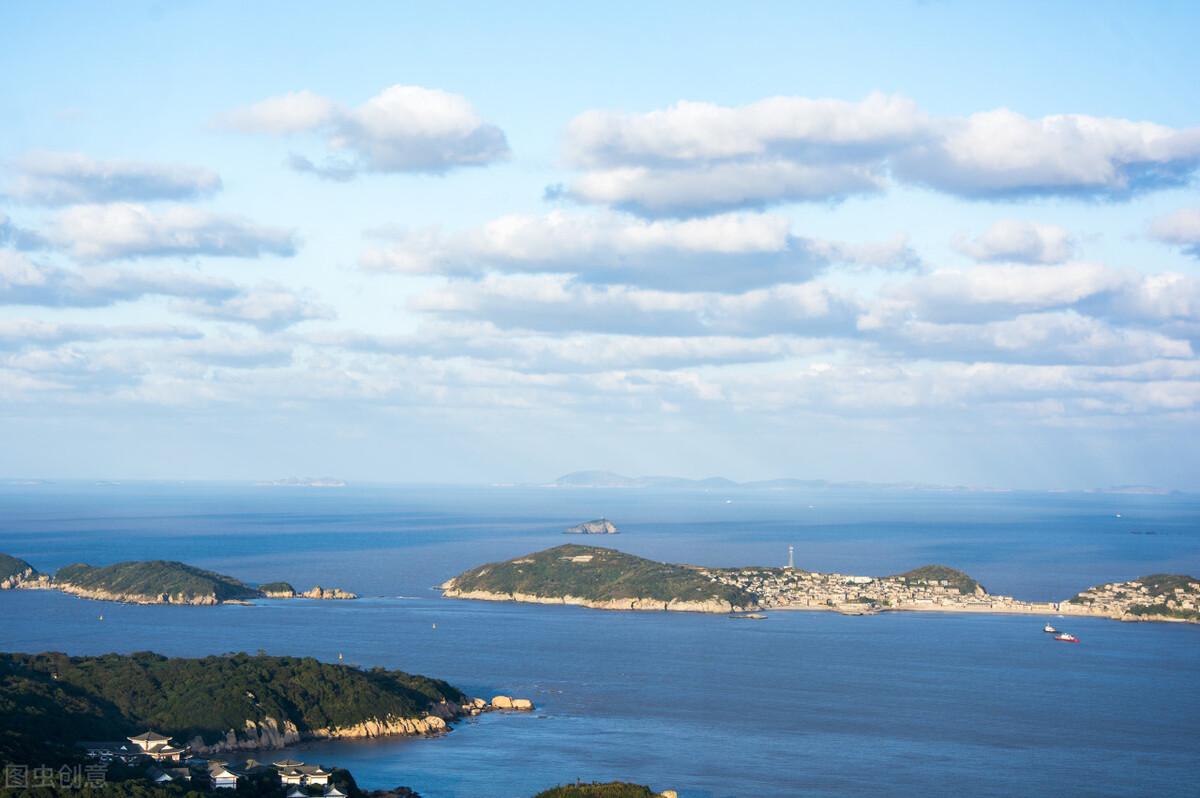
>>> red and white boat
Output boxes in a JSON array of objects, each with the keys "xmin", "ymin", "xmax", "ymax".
[{"xmin": 1054, "ymin": 632, "xmax": 1080, "ymax": 643}]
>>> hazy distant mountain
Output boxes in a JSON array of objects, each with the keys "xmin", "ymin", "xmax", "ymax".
[
  {"xmin": 550, "ymin": 471, "xmax": 925, "ymax": 491},
  {"xmin": 551, "ymin": 471, "xmax": 741, "ymax": 489}
]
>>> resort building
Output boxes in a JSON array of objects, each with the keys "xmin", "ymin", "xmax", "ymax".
[
  {"xmin": 273, "ymin": 760, "xmax": 331, "ymax": 787},
  {"xmin": 127, "ymin": 731, "xmax": 188, "ymax": 762},
  {"xmin": 208, "ymin": 763, "xmax": 242, "ymax": 789}
]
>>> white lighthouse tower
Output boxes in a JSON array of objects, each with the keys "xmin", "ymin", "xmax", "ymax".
[{"xmin": 787, "ymin": 545, "xmax": 795, "ymax": 570}]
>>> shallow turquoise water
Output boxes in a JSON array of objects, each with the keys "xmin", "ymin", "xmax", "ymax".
[{"xmin": 1, "ymin": 483, "xmax": 1197, "ymax": 797}]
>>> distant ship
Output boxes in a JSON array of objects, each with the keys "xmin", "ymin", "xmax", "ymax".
[
  {"xmin": 1054, "ymin": 633, "xmax": 1080, "ymax": 643},
  {"xmin": 1043, "ymin": 623, "xmax": 1058, "ymax": 633}
]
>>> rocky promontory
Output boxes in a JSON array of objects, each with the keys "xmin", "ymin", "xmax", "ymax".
[
  {"xmin": 565, "ymin": 518, "xmax": 619, "ymax": 535},
  {"xmin": 0, "ymin": 554, "xmax": 50, "ymax": 590}
]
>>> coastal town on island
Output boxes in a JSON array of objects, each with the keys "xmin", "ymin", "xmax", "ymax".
[
  {"xmin": 440, "ymin": 539, "xmax": 1200, "ymax": 624},
  {"xmin": 704, "ymin": 561, "xmax": 1200, "ymax": 620}
]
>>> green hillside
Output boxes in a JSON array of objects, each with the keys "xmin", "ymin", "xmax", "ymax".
[
  {"xmin": 445, "ymin": 544, "xmax": 754, "ymax": 607},
  {"xmin": 54, "ymin": 561, "xmax": 261, "ymax": 603},
  {"xmin": 0, "ymin": 651, "xmax": 466, "ymax": 765},
  {"xmin": 893, "ymin": 565, "xmax": 983, "ymax": 595}
]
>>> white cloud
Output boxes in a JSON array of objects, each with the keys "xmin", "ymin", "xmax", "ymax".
[
  {"xmin": 49, "ymin": 203, "xmax": 297, "ymax": 261},
  {"xmin": 362, "ymin": 210, "xmax": 916, "ymax": 290},
  {"xmin": 0, "ymin": 250, "xmax": 238, "ymax": 307},
  {"xmin": 872, "ymin": 262, "xmax": 1131, "ymax": 324},
  {"xmin": 885, "ymin": 310, "xmax": 1192, "ymax": 365},
  {"xmin": 309, "ymin": 321, "xmax": 832, "ymax": 372},
  {"xmin": 410, "ymin": 272, "xmax": 858, "ymax": 336},
  {"xmin": 566, "ymin": 93, "xmax": 927, "ymax": 167},
  {"xmin": 218, "ymin": 84, "xmax": 509, "ymax": 176},
  {"xmin": 174, "ymin": 284, "xmax": 334, "ymax": 330},
  {"xmin": 0, "ymin": 319, "xmax": 201, "ymax": 350},
  {"xmin": 953, "ymin": 220, "xmax": 1074, "ymax": 264},
  {"xmin": 6, "ymin": 151, "xmax": 222, "ymax": 205},
  {"xmin": 895, "ymin": 110, "xmax": 1200, "ymax": 198},
  {"xmin": 1148, "ymin": 207, "xmax": 1200, "ymax": 258},
  {"xmin": 562, "ymin": 94, "xmax": 1200, "ymax": 215}
]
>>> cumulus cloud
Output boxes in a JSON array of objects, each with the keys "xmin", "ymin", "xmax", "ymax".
[
  {"xmin": 0, "ymin": 250, "xmax": 238, "ymax": 307},
  {"xmin": 411, "ymin": 272, "xmax": 859, "ymax": 337},
  {"xmin": 0, "ymin": 252, "xmax": 326, "ymax": 330},
  {"xmin": 880, "ymin": 310, "xmax": 1191, "ymax": 366},
  {"xmin": 48, "ymin": 203, "xmax": 297, "ymax": 261},
  {"xmin": 308, "ymin": 321, "xmax": 835, "ymax": 373},
  {"xmin": 1148, "ymin": 208, "xmax": 1200, "ymax": 258},
  {"xmin": 952, "ymin": 220, "xmax": 1075, "ymax": 264},
  {"xmin": 0, "ymin": 319, "xmax": 201, "ymax": 350},
  {"xmin": 564, "ymin": 161, "xmax": 885, "ymax": 216},
  {"xmin": 6, "ymin": 151, "xmax": 222, "ymax": 205},
  {"xmin": 174, "ymin": 283, "xmax": 334, "ymax": 331},
  {"xmin": 566, "ymin": 93, "xmax": 927, "ymax": 167},
  {"xmin": 562, "ymin": 94, "xmax": 1200, "ymax": 215},
  {"xmin": 218, "ymin": 85, "xmax": 509, "ymax": 176},
  {"xmin": 894, "ymin": 110, "xmax": 1200, "ymax": 198},
  {"xmin": 362, "ymin": 210, "xmax": 917, "ymax": 290}
]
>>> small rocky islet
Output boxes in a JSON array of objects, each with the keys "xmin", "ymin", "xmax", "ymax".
[
  {"xmin": 0, "ymin": 553, "xmax": 356, "ymax": 606},
  {"xmin": 441, "ymin": 544, "xmax": 1200, "ymax": 623},
  {"xmin": 565, "ymin": 518, "xmax": 619, "ymax": 535}
]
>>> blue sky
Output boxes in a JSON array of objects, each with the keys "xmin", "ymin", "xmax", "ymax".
[{"xmin": 2, "ymin": 1, "xmax": 1200, "ymax": 488}]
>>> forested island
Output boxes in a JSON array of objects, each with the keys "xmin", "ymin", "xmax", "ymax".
[
  {"xmin": 0, "ymin": 555, "xmax": 356, "ymax": 605},
  {"xmin": 442, "ymin": 544, "xmax": 1200, "ymax": 623},
  {"xmin": 0, "ymin": 651, "xmax": 467, "ymax": 766}
]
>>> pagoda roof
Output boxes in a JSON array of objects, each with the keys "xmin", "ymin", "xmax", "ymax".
[
  {"xmin": 273, "ymin": 759, "xmax": 305, "ymax": 769},
  {"xmin": 129, "ymin": 732, "xmax": 171, "ymax": 744}
]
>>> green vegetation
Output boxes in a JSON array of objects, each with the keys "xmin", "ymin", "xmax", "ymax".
[
  {"xmin": 0, "ymin": 651, "xmax": 466, "ymax": 766},
  {"xmin": 55, "ymin": 562, "xmax": 260, "ymax": 603},
  {"xmin": 1135, "ymin": 573, "xmax": 1200, "ymax": 597},
  {"xmin": 447, "ymin": 544, "xmax": 755, "ymax": 607},
  {"xmin": 533, "ymin": 784, "xmax": 658, "ymax": 798},
  {"xmin": 0, "ymin": 554, "xmax": 38, "ymax": 584},
  {"xmin": 893, "ymin": 565, "xmax": 983, "ymax": 595},
  {"xmin": 256, "ymin": 582, "xmax": 295, "ymax": 596}
]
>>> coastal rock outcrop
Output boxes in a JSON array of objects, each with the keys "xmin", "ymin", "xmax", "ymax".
[
  {"xmin": 489, "ymin": 695, "xmax": 534, "ymax": 711},
  {"xmin": 0, "ymin": 554, "xmax": 50, "ymax": 590},
  {"xmin": 443, "ymin": 588, "xmax": 750, "ymax": 615},
  {"xmin": 190, "ymin": 717, "xmax": 303, "ymax": 754},
  {"xmin": 55, "ymin": 584, "xmax": 223, "ymax": 605},
  {"xmin": 565, "ymin": 518, "xmax": 618, "ymax": 535},
  {"xmin": 300, "ymin": 585, "xmax": 358, "ymax": 600}
]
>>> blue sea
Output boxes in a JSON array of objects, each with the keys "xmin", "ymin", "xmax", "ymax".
[{"xmin": 1, "ymin": 482, "xmax": 1198, "ymax": 798}]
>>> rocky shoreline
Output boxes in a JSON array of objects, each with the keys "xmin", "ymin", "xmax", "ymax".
[
  {"xmin": 186, "ymin": 696, "xmax": 535, "ymax": 755},
  {"xmin": 442, "ymin": 587, "xmax": 749, "ymax": 614},
  {"xmin": 443, "ymin": 586, "xmax": 1198, "ymax": 623}
]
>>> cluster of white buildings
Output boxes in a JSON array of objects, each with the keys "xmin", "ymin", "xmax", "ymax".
[
  {"xmin": 702, "ymin": 565, "xmax": 1054, "ymax": 613},
  {"xmin": 1065, "ymin": 578, "xmax": 1200, "ymax": 618},
  {"xmin": 82, "ymin": 730, "xmax": 348, "ymax": 794}
]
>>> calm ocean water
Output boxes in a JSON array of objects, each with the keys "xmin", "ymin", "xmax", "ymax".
[{"xmin": 1, "ymin": 482, "xmax": 1198, "ymax": 798}]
